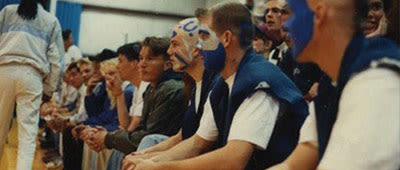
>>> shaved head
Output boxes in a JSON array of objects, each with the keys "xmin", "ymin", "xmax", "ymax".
[{"xmin": 311, "ymin": 0, "xmax": 368, "ymax": 31}]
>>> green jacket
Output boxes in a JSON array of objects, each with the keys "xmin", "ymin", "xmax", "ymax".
[{"xmin": 104, "ymin": 77, "xmax": 186, "ymax": 154}]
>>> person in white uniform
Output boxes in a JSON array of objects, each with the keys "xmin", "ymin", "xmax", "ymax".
[
  {"xmin": 62, "ymin": 29, "xmax": 82, "ymax": 66},
  {"xmin": 0, "ymin": 0, "xmax": 64, "ymax": 169}
]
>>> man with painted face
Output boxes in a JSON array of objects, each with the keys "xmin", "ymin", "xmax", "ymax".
[
  {"xmin": 126, "ymin": 2, "xmax": 308, "ymax": 170},
  {"xmin": 120, "ymin": 17, "xmax": 217, "ymax": 169},
  {"xmin": 267, "ymin": 0, "xmax": 400, "ymax": 169}
]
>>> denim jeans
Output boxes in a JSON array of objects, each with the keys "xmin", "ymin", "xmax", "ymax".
[{"xmin": 137, "ymin": 134, "xmax": 169, "ymax": 151}]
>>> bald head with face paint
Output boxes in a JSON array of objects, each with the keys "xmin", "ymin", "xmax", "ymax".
[
  {"xmin": 167, "ymin": 18, "xmax": 202, "ymax": 72},
  {"xmin": 286, "ymin": 0, "xmax": 363, "ymax": 81}
]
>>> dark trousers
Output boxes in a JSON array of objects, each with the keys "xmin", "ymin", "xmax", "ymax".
[{"xmin": 63, "ymin": 126, "xmax": 83, "ymax": 170}]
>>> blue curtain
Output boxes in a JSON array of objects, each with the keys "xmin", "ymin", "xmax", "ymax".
[
  {"xmin": 0, "ymin": 0, "xmax": 20, "ymax": 10},
  {"xmin": 56, "ymin": 1, "xmax": 82, "ymax": 45}
]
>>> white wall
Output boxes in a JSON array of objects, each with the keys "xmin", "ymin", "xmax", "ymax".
[
  {"xmin": 206, "ymin": 0, "xmax": 245, "ymax": 8},
  {"xmin": 59, "ymin": 0, "xmax": 207, "ymax": 55},
  {"xmin": 79, "ymin": 6, "xmax": 183, "ymax": 55},
  {"xmin": 69, "ymin": 0, "xmax": 252, "ymax": 55},
  {"xmin": 61, "ymin": 0, "xmax": 206, "ymax": 17}
]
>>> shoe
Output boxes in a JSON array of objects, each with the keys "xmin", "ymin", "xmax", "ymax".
[
  {"xmin": 45, "ymin": 157, "xmax": 63, "ymax": 169},
  {"xmin": 42, "ymin": 151, "xmax": 61, "ymax": 163}
]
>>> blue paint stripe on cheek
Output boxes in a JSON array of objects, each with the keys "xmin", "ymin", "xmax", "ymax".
[{"xmin": 174, "ymin": 53, "xmax": 189, "ymax": 70}]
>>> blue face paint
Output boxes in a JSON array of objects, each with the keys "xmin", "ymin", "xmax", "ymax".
[
  {"xmin": 200, "ymin": 43, "xmax": 226, "ymax": 72},
  {"xmin": 183, "ymin": 20, "xmax": 198, "ymax": 32},
  {"xmin": 198, "ymin": 25, "xmax": 227, "ymax": 72},
  {"xmin": 170, "ymin": 18, "xmax": 201, "ymax": 72},
  {"xmin": 172, "ymin": 31, "xmax": 177, "ymax": 38},
  {"xmin": 285, "ymin": 0, "xmax": 314, "ymax": 58},
  {"xmin": 174, "ymin": 52, "xmax": 190, "ymax": 71}
]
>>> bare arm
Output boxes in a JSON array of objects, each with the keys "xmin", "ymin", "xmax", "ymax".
[
  {"xmin": 127, "ymin": 116, "xmax": 141, "ymax": 132},
  {"xmin": 139, "ymin": 140, "xmax": 255, "ymax": 170},
  {"xmin": 151, "ymin": 134, "xmax": 213, "ymax": 162},
  {"xmin": 267, "ymin": 142, "xmax": 319, "ymax": 170},
  {"xmin": 139, "ymin": 130, "xmax": 183, "ymax": 154},
  {"xmin": 115, "ymin": 93, "xmax": 131, "ymax": 129}
]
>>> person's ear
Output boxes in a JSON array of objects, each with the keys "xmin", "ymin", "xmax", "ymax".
[
  {"xmin": 222, "ymin": 31, "xmax": 233, "ymax": 48},
  {"xmin": 314, "ymin": 2, "xmax": 327, "ymax": 28},
  {"xmin": 163, "ymin": 60, "xmax": 172, "ymax": 71},
  {"xmin": 192, "ymin": 48, "xmax": 202, "ymax": 60},
  {"xmin": 130, "ymin": 60, "xmax": 139, "ymax": 69}
]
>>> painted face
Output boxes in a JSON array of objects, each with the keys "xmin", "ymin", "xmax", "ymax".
[
  {"xmin": 168, "ymin": 18, "xmax": 201, "ymax": 72},
  {"xmin": 364, "ymin": 0, "xmax": 385, "ymax": 35},
  {"xmin": 198, "ymin": 22, "xmax": 226, "ymax": 72},
  {"xmin": 285, "ymin": 0, "xmax": 314, "ymax": 58}
]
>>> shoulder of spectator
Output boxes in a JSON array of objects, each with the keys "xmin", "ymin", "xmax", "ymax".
[{"xmin": 156, "ymin": 79, "xmax": 185, "ymax": 98}]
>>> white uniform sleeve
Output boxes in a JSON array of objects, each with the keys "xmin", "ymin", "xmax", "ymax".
[
  {"xmin": 43, "ymin": 20, "xmax": 64, "ymax": 97},
  {"xmin": 298, "ymin": 102, "xmax": 318, "ymax": 143},
  {"xmin": 196, "ymin": 97, "xmax": 218, "ymax": 141},
  {"xmin": 70, "ymin": 98, "xmax": 88, "ymax": 125},
  {"xmin": 69, "ymin": 46, "xmax": 83, "ymax": 62},
  {"xmin": 228, "ymin": 90, "xmax": 279, "ymax": 150},
  {"xmin": 318, "ymin": 68, "xmax": 400, "ymax": 170}
]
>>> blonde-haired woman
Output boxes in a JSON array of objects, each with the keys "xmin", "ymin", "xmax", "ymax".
[{"xmin": 79, "ymin": 57, "xmax": 134, "ymax": 170}]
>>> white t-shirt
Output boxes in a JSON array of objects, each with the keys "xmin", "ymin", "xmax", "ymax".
[
  {"xmin": 64, "ymin": 45, "xmax": 83, "ymax": 66},
  {"xmin": 196, "ymin": 73, "xmax": 280, "ymax": 150},
  {"xmin": 195, "ymin": 81, "xmax": 202, "ymax": 112},
  {"xmin": 299, "ymin": 68, "xmax": 400, "ymax": 170},
  {"xmin": 129, "ymin": 81, "xmax": 150, "ymax": 117}
]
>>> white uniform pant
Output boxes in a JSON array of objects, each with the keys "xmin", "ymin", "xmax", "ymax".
[
  {"xmin": 82, "ymin": 143, "xmax": 112, "ymax": 170},
  {"xmin": 0, "ymin": 64, "xmax": 43, "ymax": 170}
]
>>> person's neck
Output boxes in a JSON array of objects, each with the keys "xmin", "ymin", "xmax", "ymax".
[
  {"xmin": 128, "ymin": 75, "xmax": 141, "ymax": 87},
  {"xmin": 220, "ymin": 47, "xmax": 246, "ymax": 80},
  {"xmin": 73, "ymin": 83, "xmax": 82, "ymax": 90},
  {"xmin": 150, "ymin": 81, "xmax": 158, "ymax": 88},
  {"xmin": 270, "ymin": 30, "xmax": 282, "ymax": 44},
  {"xmin": 317, "ymin": 31, "xmax": 354, "ymax": 82},
  {"xmin": 186, "ymin": 62, "xmax": 205, "ymax": 83},
  {"xmin": 64, "ymin": 44, "xmax": 71, "ymax": 52},
  {"xmin": 263, "ymin": 52, "xmax": 270, "ymax": 59}
]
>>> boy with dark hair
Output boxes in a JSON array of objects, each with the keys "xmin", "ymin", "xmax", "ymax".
[{"xmin": 87, "ymin": 37, "xmax": 186, "ymax": 157}]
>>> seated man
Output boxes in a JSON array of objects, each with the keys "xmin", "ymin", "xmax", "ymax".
[
  {"xmin": 42, "ymin": 62, "xmax": 84, "ymax": 169},
  {"xmin": 87, "ymin": 37, "xmax": 187, "ymax": 156},
  {"xmin": 103, "ymin": 42, "xmax": 149, "ymax": 170},
  {"xmin": 124, "ymin": 2, "xmax": 308, "ymax": 170},
  {"xmin": 268, "ymin": 0, "xmax": 400, "ymax": 169},
  {"xmin": 122, "ymin": 17, "xmax": 217, "ymax": 163},
  {"xmin": 57, "ymin": 49, "xmax": 132, "ymax": 170}
]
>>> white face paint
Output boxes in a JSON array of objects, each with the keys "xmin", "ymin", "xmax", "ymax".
[
  {"xmin": 197, "ymin": 22, "xmax": 227, "ymax": 72},
  {"xmin": 170, "ymin": 18, "xmax": 201, "ymax": 71},
  {"xmin": 197, "ymin": 23, "xmax": 221, "ymax": 52}
]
